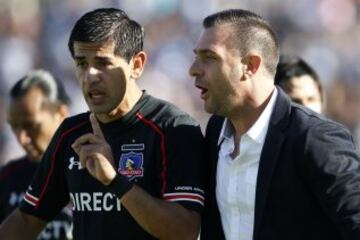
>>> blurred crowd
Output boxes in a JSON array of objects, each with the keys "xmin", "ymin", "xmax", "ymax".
[{"xmin": 1, "ymin": 0, "xmax": 360, "ymax": 164}]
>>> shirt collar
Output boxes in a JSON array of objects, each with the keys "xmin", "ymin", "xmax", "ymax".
[{"xmin": 217, "ymin": 88, "xmax": 278, "ymax": 145}]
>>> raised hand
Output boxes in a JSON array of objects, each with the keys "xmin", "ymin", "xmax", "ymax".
[{"xmin": 72, "ymin": 113, "xmax": 116, "ymax": 185}]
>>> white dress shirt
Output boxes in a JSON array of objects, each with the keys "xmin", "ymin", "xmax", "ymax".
[{"xmin": 216, "ymin": 88, "xmax": 278, "ymax": 240}]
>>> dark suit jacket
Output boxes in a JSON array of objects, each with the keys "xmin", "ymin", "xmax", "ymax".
[{"xmin": 201, "ymin": 88, "xmax": 360, "ymax": 240}]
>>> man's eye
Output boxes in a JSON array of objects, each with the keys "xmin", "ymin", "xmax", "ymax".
[
  {"xmin": 203, "ymin": 55, "xmax": 217, "ymax": 61},
  {"xmin": 24, "ymin": 122, "xmax": 40, "ymax": 131},
  {"xmin": 97, "ymin": 61, "xmax": 111, "ymax": 68},
  {"xmin": 76, "ymin": 61, "xmax": 88, "ymax": 69},
  {"xmin": 292, "ymin": 99, "xmax": 302, "ymax": 104}
]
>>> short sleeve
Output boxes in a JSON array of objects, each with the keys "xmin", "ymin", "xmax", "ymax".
[{"xmin": 161, "ymin": 115, "xmax": 205, "ymax": 213}]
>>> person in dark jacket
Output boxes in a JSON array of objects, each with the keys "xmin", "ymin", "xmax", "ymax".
[{"xmin": 189, "ymin": 8, "xmax": 360, "ymax": 240}]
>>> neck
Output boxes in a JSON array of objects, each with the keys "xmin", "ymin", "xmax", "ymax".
[
  {"xmin": 228, "ymin": 107, "xmax": 262, "ymax": 140},
  {"xmin": 228, "ymin": 86, "xmax": 274, "ymax": 138}
]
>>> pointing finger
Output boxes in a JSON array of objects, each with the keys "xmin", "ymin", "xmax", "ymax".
[{"xmin": 90, "ymin": 113, "xmax": 105, "ymax": 139}]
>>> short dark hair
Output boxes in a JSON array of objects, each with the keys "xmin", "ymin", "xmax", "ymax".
[
  {"xmin": 10, "ymin": 69, "xmax": 71, "ymax": 108},
  {"xmin": 275, "ymin": 55, "xmax": 323, "ymax": 101},
  {"xmin": 68, "ymin": 8, "xmax": 144, "ymax": 62},
  {"xmin": 203, "ymin": 9, "xmax": 279, "ymax": 75}
]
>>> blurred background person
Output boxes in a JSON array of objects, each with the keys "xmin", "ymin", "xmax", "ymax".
[
  {"xmin": 0, "ymin": 69, "xmax": 73, "ymax": 239},
  {"xmin": 275, "ymin": 55, "xmax": 324, "ymax": 114}
]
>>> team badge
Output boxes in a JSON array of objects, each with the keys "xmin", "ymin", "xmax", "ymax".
[{"xmin": 118, "ymin": 152, "xmax": 144, "ymax": 180}]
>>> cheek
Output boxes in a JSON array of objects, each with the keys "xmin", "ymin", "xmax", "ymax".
[
  {"xmin": 114, "ymin": 84, "xmax": 127, "ymax": 101},
  {"xmin": 28, "ymin": 130, "xmax": 44, "ymax": 147},
  {"xmin": 111, "ymin": 67, "xmax": 128, "ymax": 83},
  {"xmin": 110, "ymin": 71, "xmax": 128, "ymax": 93},
  {"xmin": 75, "ymin": 68, "xmax": 84, "ymax": 80},
  {"xmin": 75, "ymin": 71, "xmax": 87, "ymax": 88},
  {"xmin": 37, "ymin": 117, "xmax": 59, "ymax": 141},
  {"xmin": 36, "ymin": 126, "xmax": 55, "ymax": 146}
]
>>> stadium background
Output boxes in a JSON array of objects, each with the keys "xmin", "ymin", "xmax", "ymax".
[{"xmin": 0, "ymin": 0, "xmax": 359, "ymax": 164}]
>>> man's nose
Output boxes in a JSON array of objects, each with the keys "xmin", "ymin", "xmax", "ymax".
[
  {"xmin": 86, "ymin": 67, "xmax": 101, "ymax": 83},
  {"xmin": 189, "ymin": 61, "xmax": 202, "ymax": 78}
]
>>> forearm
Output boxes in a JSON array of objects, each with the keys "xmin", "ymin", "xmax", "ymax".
[
  {"xmin": 121, "ymin": 185, "xmax": 200, "ymax": 240},
  {"xmin": 0, "ymin": 208, "xmax": 46, "ymax": 240}
]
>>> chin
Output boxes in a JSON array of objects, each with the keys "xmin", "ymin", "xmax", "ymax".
[{"xmin": 89, "ymin": 105, "xmax": 110, "ymax": 114}]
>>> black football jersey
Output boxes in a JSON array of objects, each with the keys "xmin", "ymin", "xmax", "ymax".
[
  {"xmin": 20, "ymin": 92, "xmax": 205, "ymax": 240},
  {"xmin": 0, "ymin": 156, "xmax": 73, "ymax": 239}
]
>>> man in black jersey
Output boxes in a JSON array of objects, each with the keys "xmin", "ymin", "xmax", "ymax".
[
  {"xmin": 0, "ymin": 8, "xmax": 204, "ymax": 240},
  {"xmin": 0, "ymin": 69, "xmax": 73, "ymax": 239}
]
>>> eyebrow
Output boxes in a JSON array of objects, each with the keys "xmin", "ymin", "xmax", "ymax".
[
  {"xmin": 73, "ymin": 56, "xmax": 112, "ymax": 61},
  {"xmin": 193, "ymin": 49, "xmax": 212, "ymax": 54},
  {"xmin": 193, "ymin": 49, "xmax": 219, "ymax": 58}
]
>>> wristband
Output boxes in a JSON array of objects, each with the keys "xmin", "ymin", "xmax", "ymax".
[{"xmin": 107, "ymin": 174, "xmax": 134, "ymax": 199}]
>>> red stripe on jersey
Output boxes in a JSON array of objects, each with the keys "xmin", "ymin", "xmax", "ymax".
[
  {"xmin": 24, "ymin": 193, "xmax": 38, "ymax": 206},
  {"xmin": 136, "ymin": 112, "xmax": 167, "ymax": 195},
  {"xmin": 163, "ymin": 194, "xmax": 204, "ymax": 202},
  {"xmin": 36, "ymin": 120, "xmax": 88, "ymax": 208}
]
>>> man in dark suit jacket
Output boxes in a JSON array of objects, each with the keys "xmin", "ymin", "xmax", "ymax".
[{"xmin": 189, "ymin": 9, "xmax": 360, "ymax": 240}]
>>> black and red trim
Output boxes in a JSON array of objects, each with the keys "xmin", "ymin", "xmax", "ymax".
[{"xmin": 163, "ymin": 192, "xmax": 204, "ymax": 206}]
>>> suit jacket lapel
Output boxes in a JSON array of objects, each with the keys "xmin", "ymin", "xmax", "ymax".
[
  {"xmin": 253, "ymin": 88, "xmax": 291, "ymax": 240},
  {"xmin": 206, "ymin": 115, "xmax": 225, "ymax": 195},
  {"xmin": 203, "ymin": 115, "xmax": 226, "ymax": 239}
]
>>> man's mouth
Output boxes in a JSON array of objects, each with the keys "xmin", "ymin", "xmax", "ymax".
[
  {"xmin": 88, "ymin": 90, "xmax": 106, "ymax": 104},
  {"xmin": 195, "ymin": 84, "xmax": 208, "ymax": 99}
]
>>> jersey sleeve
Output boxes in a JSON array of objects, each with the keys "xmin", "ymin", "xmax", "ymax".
[
  {"xmin": 19, "ymin": 121, "xmax": 70, "ymax": 221},
  {"xmin": 162, "ymin": 115, "xmax": 205, "ymax": 213}
]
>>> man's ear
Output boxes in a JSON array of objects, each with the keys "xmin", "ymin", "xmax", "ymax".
[
  {"xmin": 242, "ymin": 54, "xmax": 261, "ymax": 78},
  {"xmin": 131, "ymin": 51, "xmax": 147, "ymax": 79}
]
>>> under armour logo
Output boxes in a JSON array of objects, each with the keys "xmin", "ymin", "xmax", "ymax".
[
  {"xmin": 9, "ymin": 192, "xmax": 24, "ymax": 206},
  {"xmin": 68, "ymin": 156, "xmax": 83, "ymax": 170}
]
